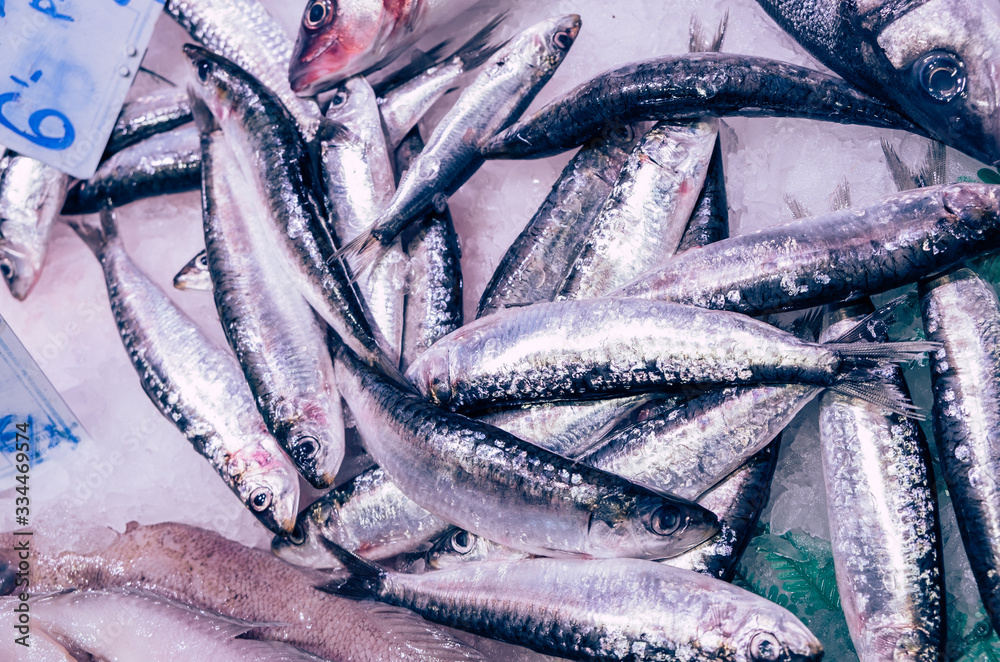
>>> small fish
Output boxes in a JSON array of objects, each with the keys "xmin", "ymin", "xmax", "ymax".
[
  {"xmin": 755, "ymin": 0, "xmax": 1000, "ymax": 166},
  {"xmin": 106, "ymin": 88, "xmax": 193, "ymax": 156},
  {"xmin": 0, "ymin": 155, "xmax": 68, "ymax": 300},
  {"xmin": 288, "ymin": 0, "xmax": 485, "ymax": 95},
  {"xmin": 482, "ymin": 53, "xmax": 921, "ymax": 160},
  {"xmin": 67, "ymin": 207, "xmax": 300, "ymax": 535},
  {"xmin": 62, "ymin": 125, "xmax": 202, "ymax": 215},
  {"xmin": 318, "ymin": 543, "xmax": 824, "ymax": 661},
  {"xmin": 173, "ymin": 249, "xmax": 211, "ymax": 291},
  {"xmin": 338, "ymin": 15, "xmax": 582, "ymax": 276},
  {"xmin": 675, "ymin": 133, "xmax": 728, "ymax": 253}
]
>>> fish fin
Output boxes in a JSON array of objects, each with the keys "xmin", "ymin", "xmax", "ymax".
[
  {"xmin": 829, "ymin": 177, "xmax": 851, "ymax": 211},
  {"xmin": 826, "ymin": 340, "xmax": 940, "ymax": 364},
  {"xmin": 315, "ymin": 117, "xmax": 352, "ymax": 145},
  {"xmin": 375, "ymin": 346, "xmax": 420, "ymax": 395},
  {"xmin": 689, "ymin": 11, "xmax": 728, "ymax": 53},
  {"xmin": 827, "ymin": 293, "xmax": 913, "ymax": 343},
  {"xmin": 455, "ymin": 12, "xmax": 509, "ymax": 71},
  {"xmin": 334, "ymin": 227, "xmax": 389, "ymax": 278},
  {"xmin": 918, "ymin": 140, "xmax": 947, "ymax": 187},
  {"xmin": 790, "ymin": 306, "xmax": 825, "ymax": 342},
  {"xmin": 314, "ymin": 537, "xmax": 386, "ymax": 600},
  {"xmin": 187, "ymin": 87, "xmax": 218, "ymax": 134},
  {"xmin": 880, "ymin": 138, "xmax": 920, "ymax": 191},
  {"xmin": 827, "ymin": 380, "xmax": 925, "ymax": 420},
  {"xmin": 782, "ymin": 193, "xmax": 811, "ymax": 220}
]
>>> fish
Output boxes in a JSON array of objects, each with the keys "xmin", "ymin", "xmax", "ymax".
[
  {"xmin": 27, "ymin": 589, "xmax": 330, "ymax": 662},
  {"xmin": 754, "ymin": 0, "xmax": 1000, "ymax": 167},
  {"xmin": 819, "ymin": 300, "xmax": 944, "ymax": 662},
  {"xmin": 0, "ymin": 521, "xmax": 493, "ymax": 662},
  {"xmin": 199, "ymin": 126, "xmax": 344, "ymax": 488},
  {"xmin": 482, "ymin": 52, "xmax": 921, "ymax": 160},
  {"xmin": 165, "ymin": 0, "xmax": 321, "ymax": 139},
  {"xmin": 185, "ymin": 46, "xmax": 403, "ymax": 383},
  {"xmin": 615, "ymin": 183, "xmax": 1000, "ymax": 317},
  {"xmin": 318, "ymin": 543, "xmax": 824, "ymax": 662},
  {"xmin": 919, "ymin": 267, "xmax": 1000, "ymax": 633},
  {"xmin": 287, "ymin": 0, "xmax": 485, "ymax": 95},
  {"xmin": 335, "ymin": 341, "xmax": 719, "ymax": 559},
  {"xmin": 0, "ymin": 603, "xmax": 78, "ymax": 661},
  {"xmin": 675, "ymin": 133, "xmax": 728, "ymax": 253},
  {"xmin": 62, "ymin": 125, "xmax": 202, "ymax": 215},
  {"xmin": 272, "ymin": 465, "xmax": 450, "ymax": 569},
  {"xmin": 337, "ymin": 15, "xmax": 582, "ymax": 276},
  {"xmin": 106, "ymin": 88, "xmax": 193, "ymax": 157},
  {"xmin": 0, "ymin": 155, "xmax": 68, "ymax": 300},
  {"xmin": 405, "ymin": 297, "xmax": 934, "ymax": 416},
  {"xmin": 423, "ymin": 527, "xmax": 532, "ymax": 570},
  {"xmin": 476, "ymin": 126, "xmax": 639, "ymax": 318},
  {"xmin": 173, "ymin": 249, "xmax": 211, "ymax": 291},
  {"xmin": 66, "ymin": 207, "xmax": 300, "ymax": 535}
]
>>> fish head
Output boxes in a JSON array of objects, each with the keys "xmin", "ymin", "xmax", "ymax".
[
  {"xmin": 732, "ymin": 609, "xmax": 824, "ymax": 662},
  {"xmin": 588, "ymin": 491, "xmax": 718, "ymax": 559},
  {"xmin": 173, "ymin": 251, "xmax": 212, "ymax": 291},
  {"xmin": 324, "ymin": 75, "xmax": 378, "ymax": 124},
  {"xmin": 284, "ymin": 403, "xmax": 346, "ymax": 489},
  {"xmin": 873, "ymin": 0, "xmax": 1000, "ymax": 165},
  {"xmin": 183, "ymin": 45, "xmax": 261, "ymax": 135},
  {"xmin": 0, "ymin": 239, "xmax": 40, "ymax": 300},
  {"xmin": 236, "ymin": 446, "xmax": 301, "ymax": 535},
  {"xmin": 503, "ymin": 14, "xmax": 581, "ymax": 82},
  {"xmin": 288, "ymin": 0, "xmax": 387, "ymax": 96},
  {"xmin": 271, "ymin": 505, "xmax": 342, "ymax": 568},
  {"xmin": 405, "ymin": 344, "xmax": 454, "ymax": 406}
]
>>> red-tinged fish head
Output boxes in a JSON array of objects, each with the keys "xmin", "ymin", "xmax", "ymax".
[
  {"xmin": 289, "ymin": 0, "xmax": 395, "ymax": 96},
  {"xmin": 183, "ymin": 45, "xmax": 249, "ymax": 132},
  {"xmin": 286, "ymin": 401, "xmax": 346, "ymax": 490},
  {"xmin": 235, "ymin": 445, "xmax": 301, "ymax": 536}
]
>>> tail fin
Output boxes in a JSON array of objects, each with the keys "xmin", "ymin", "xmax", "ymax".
[
  {"xmin": 827, "ymin": 293, "xmax": 911, "ymax": 344},
  {"xmin": 881, "ymin": 139, "xmax": 919, "ymax": 192},
  {"xmin": 826, "ymin": 340, "xmax": 939, "ymax": 364},
  {"xmin": 66, "ymin": 201, "xmax": 118, "ymax": 255},
  {"xmin": 920, "ymin": 140, "xmax": 947, "ymax": 187},
  {"xmin": 881, "ymin": 139, "xmax": 946, "ymax": 192},
  {"xmin": 456, "ymin": 12, "xmax": 509, "ymax": 71},
  {"xmin": 689, "ymin": 11, "xmax": 728, "ymax": 53},
  {"xmin": 824, "ymin": 340, "xmax": 939, "ymax": 419},
  {"xmin": 314, "ymin": 537, "xmax": 387, "ymax": 601},
  {"xmin": 334, "ymin": 227, "xmax": 390, "ymax": 278},
  {"xmin": 783, "ymin": 193, "xmax": 810, "ymax": 220},
  {"xmin": 828, "ymin": 379, "xmax": 924, "ymax": 420},
  {"xmin": 830, "ymin": 177, "xmax": 851, "ymax": 211}
]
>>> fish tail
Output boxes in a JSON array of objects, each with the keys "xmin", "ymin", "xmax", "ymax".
[
  {"xmin": 830, "ymin": 177, "xmax": 851, "ymax": 210},
  {"xmin": 782, "ymin": 193, "xmax": 810, "ymax": 220},
  {"xmin": 334, "ymin": 228, "xmax": 389, "ymax": 278},
  {"xmin": 825, "ymin": 293, "xmax": 913, "ymax": 343},
  {"xmin": 457, "ymin": 12, "xmax": 510, "ymax": 70},
  {"xmin": 881, "ymin": 139, "xmax": 921, "ymax": 192},
  {"xmin": 827, "ymin": 379, "xmax": 925, "ymax": 420},
  {"xmin": 66, "ymin": 202, "xmax": 119, "ymax": 255},
  {"xmin": 920, "ymin": 140, "xmax": 947, "ymax": 187},
  {"xmin": 689, "ymin": 11, "xmax": 727, "ymax": 53},
  {"xmin": 314, "ymin": 537, "xmax": 386, "ymax": 600},
  {"xmin": 827, "ymin": 340, "xmax": 940, "ymax": 364}
]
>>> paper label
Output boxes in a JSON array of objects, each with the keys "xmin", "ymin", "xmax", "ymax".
[{"xmin": 0, "ymin": 0, "xmax": 165, "ymax": 178}]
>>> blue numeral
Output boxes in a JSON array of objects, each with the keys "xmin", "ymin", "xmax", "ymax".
[{"xmin": 0, "ymin": 92, "xmax": 74, "ymax": 150}]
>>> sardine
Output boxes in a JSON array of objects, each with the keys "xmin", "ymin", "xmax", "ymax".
[
  {"xmin": 199, "ymin": 126, "xmax": 344, "ymax": 488},
  {"xmin": 319, "ymin": 546, "xmax": 824, "ymax": 662},
  {"xmin": 616, "ymin": 183, "xmax": 1000, "ymax": 317},
  {"xmin": 288, "ymin": 0, "xmax": 484, "ymax": 95},
  {"xmin": 423, "ymin": 527, "xmax": 532, "ymax": 570},
  {"xmin": 106, "ymin": 88, "xmax": 193, "ymax": 156},
  {"xmin": 185, "ymin": 46, "xmax": 402, "ymax": 382},
  {"xmin": 819, "ymin": 300, "xmax": 944, "ymax": 661},
  {"xmin": 0, "ymin": 522, "xmax": 492, "ymax": 662},
  {"xmin": 66, "ymin": 208, "xmax": 299, "ymax": 535},
  {"xmin": 165, "ymin": 0, "xmax": 321, "ymax": 139},
  {"xmin": 0, "ymin": 155, "xmax": 68, "ymax": 300},
  {"xmin": 405, "ymin": 297, "xmax": 933, "ymax": 415},
  {"xmin": 62, "ymin": 125, "xmax": 202, "ymax": 215},
  {"xmin": 338, "ymin": 15, "xmax": 582, "ymax": 275},
  {"xmin": 173, "ymin": 249, "xmax": 211, "ymax": 291},
  {"xmin": 482, "ymin": 53, "xmax": 921, "ymax": 160},
  {"xmin": 920, "ymin": 268, "xmax": 1000, "ymax": 632},
  {"xmin": 755, "ymin": 0, "xmax": 1000, "ymax": 166},
  {"xmin": 476, "ymin": 126, "xmax": 639, "ymax": 318},
  {"xmin": 335, "ymin": 342, "xmax": 719, "ymax": 559},
  {"xmin": 675, "ymin": 133, "xmax": 728, "ymax": 253}
]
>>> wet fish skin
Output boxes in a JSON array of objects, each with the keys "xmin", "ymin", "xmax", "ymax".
[
  {"xmin": 755, "ymin": 0, "xmax": 1000, "ymax": 167},
  {"xmin": 617, "ymin": 183, "xmax": 1000, "ymax": 317},
  {"xmin": 0, "ymin": 155, "xmax": 68, "ymax": 300},
  {"xmin": 201, "ymin": 129, "xmax": 344, "ymax": 488},
  {"xmin": 336, "ymin": 343, "xmax": 719, "ymax": 560},
  {"xmin": 0, "ymin": 522, "xmax": 492, "ymax": 662},
  {"xmin": 173, "ymin": 249, "xmax": 211, "ymax": 291},
  {"xmin": 62, "ymin": 126, "xmax": 202, "ymax": 215},
  {"xmin": 67, "ymin": 208, "xmax": 299, "ymax": 535},
  {"xmin": 920, "ymin": 268, "xmax": 1000, "ymax": 633},
  {"xmin": 477, "ymin": 126, "xmax": 639, "ymax": 318},
  {"xmin": 288, "ymin": 0, "xmax": 483, "ymax": 95},
  {"xmin": 0, "ymin": 603, "xmax": 77, "ymax": 661},
  {"xmin": 424, "ymin": 527, "xmax": 532, "ymax": 570},
  {"xmin": 106, "ymin": 88, "xmax": 193, "ymax": 156},
  {"xmin": 819, "ymin": 301, "xmax": 944, "ymax": 662},
  {"xmin": 339, "ymin": 15, "xmax": 582, "ymax": 274},
  {"xmin": 185, "ymin": 46, "xmax": 400, "ymax": 381},
  {"xmin": 676, "ymin": 133, "xmax": 728, "ymax": 253},
  {"xmin": 272, "ymin": 466, "xmax": 450, "ymax": 569},
  {"xmin": 165, "ymin": 0, "xmax": 321, "ymax": 139},
  {"xmin": 482, "ymin": 52, "xmax": 920, "ymax": 160},
  {"xmin": 321, "ymin": 549, "xmax": 824, "ymax": 662}
]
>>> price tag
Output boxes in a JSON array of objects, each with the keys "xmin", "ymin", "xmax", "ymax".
[{"xmin": 0, "ymin": 0, "xmax": 165, "ymax": 178}]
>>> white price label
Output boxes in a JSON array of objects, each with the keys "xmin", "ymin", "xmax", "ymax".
[{"xmin": 0, "ymin": 0, "xmax": 164, "ymax": 178}]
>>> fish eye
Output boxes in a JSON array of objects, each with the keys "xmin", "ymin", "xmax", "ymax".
[
  {"xmin": 249, "ymin": 487, "xmax": 272, "ymax": 512},
  {"xmin": 292, "ymin": 435, "xmax": 319, "ymax": 462},
  {"xmin": 913, "ymin": 50, "xmax": 966, "ymax": 103},
  {"xmin": 0, "ymin": 261, "xmax": 12, "ymax": 282},
  {"xmin": 196, "ymin": 253, "xmax": 208, "ymax": 268},
  {"xmin": 450, "ymin": 530, "xmax": 474, "ymax": 554},
  {"xmin": 648, "ymin": 504, "xmax": 682, "ymax": 536},
  {"xmin": 749, "ymin": 632, "xmax": 782, "ymax": 661},
  {"xmin": 611, "ymin": 124, "xmax": 634, "ymax": 143},
  {"xmin": 552, "ymin": 30, "xmax": 573, "ymax": 51},
  {"xmin": 331, "ymin": 90, "xmax": 348, "ymax": 107},
  {"xmin": 196, "ymin": 59, "xmax": 212, "ymax": 83},
  {"xmin": 304, "ymin": 0, "xmax": 332, "ymax": 30}
]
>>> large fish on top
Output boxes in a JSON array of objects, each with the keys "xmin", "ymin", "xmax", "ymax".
[
  {"xmin": 288, "ymin": 0, "xmax": 485, "ymax": 95},
  {"xmin": 755, "ymin": 0, "xmax": 1000, "ymax": 166}
]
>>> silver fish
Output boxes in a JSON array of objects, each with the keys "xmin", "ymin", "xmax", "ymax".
[
  {"xmin": 338, "ymin": 15, "xmax": 582, "ymax": 276},
  {"xmin": 819, "ymin": 300, "xmax": 944, "ymax": 661},
  {"xmin": 66, "ymin": 208, "xmax": 299, "ymax": 535},
  {"xmin": 106, "ymin": 88, "xmax": 193, "ymax": 156},
  {"xmin": 0, "ymin": 155, "xmax": 68, "ymax": 300},
  {"xmin": 200, "ymin": 128, "xmax": 344, "ymax": 488},
  {"xmin": 165, "ymin": 0, "xmax": 321, "ymax": 139},
  {"xmin": 675, "ymin": 133, "xmax": 728, "ymax": 253},
  {"xmin": 920, "ymin": 268, "xmax": 1000, "ymax": 632},
  {"xmin": 335, "ymin": 342, "xmax": 719, "ymax": 560},
  {"xmin": 319, "ymin": 547, "xmax": 824, "ymax": 662},
  {"xmin": 616, "ymin": 183, "xmax": 1000, "ymax": 317},
  {"xmin": 423, "ymin": 527, "xmax": 532, "ymax": 570},
  {"xmin": 173, "ymin": 249, "xmax": 211, "ymax": 291}
]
